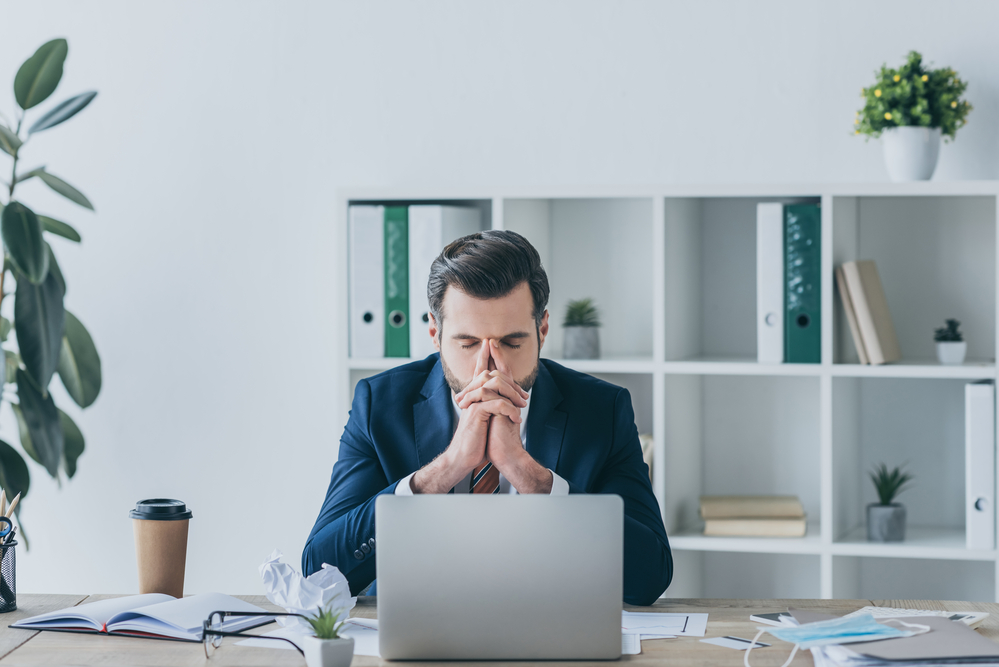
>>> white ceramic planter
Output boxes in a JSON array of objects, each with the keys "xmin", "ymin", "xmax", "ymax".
[
  {"xmin": 936, "ymin": 341, "xmax": 967, "ymax": 365},
  {"xmin": 881, "ymin": 126, "xmax": 941, "ymax": 182},
  {"xmin": 302, "ymin": 635, "xmax": 354, "ymax": 667}
]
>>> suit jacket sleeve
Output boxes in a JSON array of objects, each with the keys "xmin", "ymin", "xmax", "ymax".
[
  {"xmin": 302, "ymin": 378, "xmax": 396, "ymax": 594},
  {"xmin": 565, "ymin": 387, "xmax": 673, "ymax": 605}
]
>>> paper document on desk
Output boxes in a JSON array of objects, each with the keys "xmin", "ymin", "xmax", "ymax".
[
  {"xmin": 622, "ymin": 611, "xmax": 708, "ymax": 637},
  {"xmin": 622, "ymin": 633, "xmax": 641, "ymax": 655},
  {"xmin": 236, "ymin": 618, "xmax": 380, "ymax": 657}
]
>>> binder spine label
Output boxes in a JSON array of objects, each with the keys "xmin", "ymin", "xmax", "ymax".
[{"xmin": 384, "ymin": 206, "xmax": 410, "ymax": 358}]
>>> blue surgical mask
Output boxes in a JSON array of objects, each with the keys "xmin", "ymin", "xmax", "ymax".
[{"xmin": 744, "ymin": 614, "xmax": 930, "ymax": 667}]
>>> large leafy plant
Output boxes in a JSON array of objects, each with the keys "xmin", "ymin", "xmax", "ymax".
[
  {"xmin": 0, "ymin": 38, "xmax": 102, "ymax": 541},
  {"xmin": 854, "ymin": 51, "xmax": 971, "ymax": 140}
]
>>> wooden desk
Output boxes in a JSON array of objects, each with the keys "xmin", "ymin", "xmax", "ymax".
[{"xmin": 0, "ymin": 596, "xmax": 995, "ymax": 666}]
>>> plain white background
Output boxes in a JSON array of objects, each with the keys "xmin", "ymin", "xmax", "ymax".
[{"xmin": 0, "ymin": 0, "xmax": 996, "ymax": 595}]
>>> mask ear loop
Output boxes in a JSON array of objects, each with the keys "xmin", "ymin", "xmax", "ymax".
[
  {"xmin": 744, "ymin": 628, "xmax": 798, "ymax": 667},
  {"xmin": 882, "ymin": 619, "xmax": 931, "ymax": 636}
]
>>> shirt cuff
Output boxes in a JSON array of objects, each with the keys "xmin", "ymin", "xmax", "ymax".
[
  {"xmin": 395, "ymin": 472, "xmax": 417, "ymax": 495},
  {"xmin": 548, "ymin": 470, "xmax": 569, "ymax": 496}
]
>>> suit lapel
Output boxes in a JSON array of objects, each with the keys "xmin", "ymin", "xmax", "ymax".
[
  {"xmin": 413, "ymin": 358, "xmax": 454, "ymax": 468},
  {"xmin": 526, "ymin": 361, "xmax": 567, "ymax": 472}
]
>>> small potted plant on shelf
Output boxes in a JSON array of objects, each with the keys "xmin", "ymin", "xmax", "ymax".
[
  {"xmin": 563, "ymin": 298, "xmax": 601, "ymax": 359},
  {"xmin": 867, "ymin": 463, "xmax": 913, "ymax": 542},
  {"xmin": 934, "ymin": 318, "xmax": 966, "ymax": 365},
  {"xmin": 854, "ymin": 51, "xmax": 971, "ymax": 182},
  {"xmin": 302, "ymin": 604, "xmax": 353, "ymax": 667}
]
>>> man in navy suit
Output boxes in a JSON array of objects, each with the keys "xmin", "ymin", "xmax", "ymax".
[{"xmin": 304, "ymin": 230, "xmax": 672, "ymax": 605}]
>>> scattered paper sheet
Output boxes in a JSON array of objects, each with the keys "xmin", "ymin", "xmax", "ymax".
[
  {"xmin": 622, "ymin": 633, "xmax": 641, "ymax": 655},
  {"xmin": 701, "ymin": 636, "xmax": 771, "ymax": 650},
  {"xmin": 236, "ymin": 619, "xmax": 380, "ymax": 656},
  {"xmin": 622, "ymin": 611, "xmax": 708, "ymax": 637}
]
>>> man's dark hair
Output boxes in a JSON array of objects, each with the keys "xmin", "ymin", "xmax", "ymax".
[{"xmin": 427, "ymin": 230, "xmax": 550, "ymax": 333}]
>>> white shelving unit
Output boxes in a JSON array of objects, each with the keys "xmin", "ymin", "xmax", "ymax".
[{"xmin": 337, "ymin": 182, "xmax": 999, "ymax": 602}]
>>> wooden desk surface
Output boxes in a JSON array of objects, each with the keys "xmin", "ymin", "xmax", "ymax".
[{"xmin": 0, "ymin": 596, "xmax": 996, "ymax": 666}]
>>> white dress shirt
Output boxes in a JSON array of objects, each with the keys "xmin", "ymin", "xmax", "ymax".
[{"xmin": 395, "ymin": 387, "xmax": 569, "ymax": 495}]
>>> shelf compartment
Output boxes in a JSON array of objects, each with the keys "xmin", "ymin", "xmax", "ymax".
[
  {"xmin": 832, "ymin": 377, "xmax": 969, "ymax": 551},
  {"xmin": 832, "ymin": 556, "xmax": 995, "ymax": 602},
  {"xmin": 662, "ymin": 358, "xmax": 823, "ymax": 376},
  {"xmin": 664, "ymin": 551, "xmax": 821, "ymax": 599},
  {"xmin": 831, "ymin": 195, "xmax": 997, "ymax": 366},
  {"xmin": 663, "ymin": 195, "xmax": 821, "ymax": 362},
  {"xmin": 832, "ymin": 526, "xmax": 995, "ymax": 561},
  {"xmin": 503, "ymin": 198, "xmax": 655, "ymax": 360}
]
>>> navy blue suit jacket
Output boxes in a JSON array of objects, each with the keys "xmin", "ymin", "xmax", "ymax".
[{"xmin": 303, "ymin": 354, "xmax": 672, "ymax": 605}]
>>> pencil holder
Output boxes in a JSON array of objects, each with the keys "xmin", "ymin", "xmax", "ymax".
[{"xmin": 0, "ymin": 541, "xmax": 17, "ymax": 613}]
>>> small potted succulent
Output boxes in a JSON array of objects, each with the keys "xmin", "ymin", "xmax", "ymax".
[
  {"xmin": 854, "ymin": 51, "xmax": 971, "ymax": 181},
  {"xmin": 563, "ymin": 298, "xmax": 601, "ymax": 359},
  {"xmin": 934, "ymin": 319, "xmax": 966, "ymax": 365},
  {"xmin": 867, "ymin": 463, "xmax": 913, "ymax": 542},
  {"xmin": 301, "ymin": 605, "xmax": 354, "ymax": 667}
]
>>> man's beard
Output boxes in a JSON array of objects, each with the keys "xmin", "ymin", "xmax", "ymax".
[{"xmin": 440, "ymin": 348, "xmax": 540, "ymax": 395}]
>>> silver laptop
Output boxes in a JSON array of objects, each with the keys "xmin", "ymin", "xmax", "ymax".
[{"xmin": 376, "ymin": 494, "xmax": 623, "ymax": 660}]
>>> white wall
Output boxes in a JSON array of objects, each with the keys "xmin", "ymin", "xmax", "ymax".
[{"xmin": 1, "ymin": 0, "xmax": 997, "ymax": 595}]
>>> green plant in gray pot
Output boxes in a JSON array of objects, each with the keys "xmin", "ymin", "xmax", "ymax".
[
  {"xmin": 867, "ymin": 463, "xmax": 913, "ymax": 542},
  {"xmin": 302, "ymin": 605, "xmax": 354, "ymax": 667},
  {"xmin": 563, "ymin": 298, "xmax": 600, "ymax": 359},
  {"xmin": 0, "ymin": 38, "xmax": 103, "ymax": 544}
]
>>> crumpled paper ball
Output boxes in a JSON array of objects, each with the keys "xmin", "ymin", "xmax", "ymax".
[{"xmin": 259, "ymin": 549, "xmax": 356, "ymax": 630}]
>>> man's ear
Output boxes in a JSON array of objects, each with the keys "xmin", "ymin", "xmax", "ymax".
[
  {"xmin": 428, "ymin": 313, "xmax": 441, "ymax": 352},
  {"xmin": 538, "ymin": 310, "xmax": 549, "ymax": 350}
]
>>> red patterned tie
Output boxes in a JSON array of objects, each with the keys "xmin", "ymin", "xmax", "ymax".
[{"xmin": 471, "ymin": 461, "xmax": 500, "ymax": 494}]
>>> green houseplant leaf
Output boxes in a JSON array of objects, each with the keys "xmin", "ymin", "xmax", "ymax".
[
  {"xmin": 11, "ymin": 404, "xmax": 40, "ymax": 465},
  {"xmin": 0, "ymin": 126, "xmax": 23, "ymax": 156},
  {"xmin": 39, "ymin": 216, "xmax": 81, "ymax": 243},
  {"xmin": 58, "ymin": 311, "xmax": 102, "ymax": 409},
  {"xmin": 45, "ymin": 244, "xmax": 65, "ymax": 295},
  {"xmin": 2, "ymin": 202, "xmax": 49, "ymax": 284},
  {"xmin": 14, "ymin": 39, "xmax": 68, "ymax": 110},
  {"xmin": 15, "ymin": 267, "xmax": 66, "ymax": 390},
  {"xmin": 28, "ymin": 91, "xmax": 97, "ymax": 134},
  {"xmin": 36, "ymin": 171, "xmax": 94, "ymax": 211},
  {"xmin": 0, "ymin": 439, "xmax": 30, "ymax": 505},
  {"xmin": 58, "ymin": 409, "xmax": 84, "ymax": 478},
  {"xmin": 16, "ymin": 369, "xmax": 63, "ymax": 478}
]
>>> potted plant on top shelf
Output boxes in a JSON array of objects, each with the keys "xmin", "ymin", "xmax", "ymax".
[
  {"xmin": 854, "ymin": 51, "xmax": 971, "ymax": 182},
  {"xmin": 302, "ymin": 604, "xmax": 354, "ymax": 667},
  {"xmin": 563, "ymin": 298, "xmax": 601, "ymax": 359},
  {"xmin": 934, "ymin": 319, "xmax": 966, "ymax": 365},
  {"xmin": 867, "ymin": 463, "xmax": 913, "ymax": 543}
]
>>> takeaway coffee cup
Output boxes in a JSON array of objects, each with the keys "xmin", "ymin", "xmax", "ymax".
[{"xmin": 129, "ymin": 499, "xmax": 193, "ymax": 599}]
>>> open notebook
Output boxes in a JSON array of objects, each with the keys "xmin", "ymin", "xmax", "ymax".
[{"xmin": 11, "ymin": 592, "xmax": 271, "ymax": 642}]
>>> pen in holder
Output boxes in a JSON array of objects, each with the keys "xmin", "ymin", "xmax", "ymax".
[{"xmin": 0, "ymin": 539, "xmax": 16, "ymax": 613}]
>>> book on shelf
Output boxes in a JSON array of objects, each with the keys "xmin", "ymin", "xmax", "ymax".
[
  {"xmin": 703, "ymin": 517, "xmax": 807, "ymax": 537},
  {"xmin": 700, "ymin": 495, "xmax": 807, "ymax": 537},
  {"xmin": 699, "ymin": 495, "xmax": 804, "ymax": 519},
  {"xmin": 834, "ymin": 265, "xmax": 870, "ymax": 364},
  {"xmin": 838, "ymin": 260, "xmax": 900, "ymax": 365}
]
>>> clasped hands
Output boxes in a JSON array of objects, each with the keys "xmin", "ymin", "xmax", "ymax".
[{"xmin": 410, "ymin": 340, "xmax": 553, "ymax": 494}]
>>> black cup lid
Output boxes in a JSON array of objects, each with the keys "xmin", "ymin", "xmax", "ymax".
[{"xmin": 129, "ymin": 499, "xmax": 192, "ymax": 521}]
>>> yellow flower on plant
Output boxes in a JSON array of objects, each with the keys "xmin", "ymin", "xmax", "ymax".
[
  {"xmin": 951, "ymin": 101, "xmax": 958, "ymax": 108},
  {"xmin": 854, "ymin": 118, "xmax": 859, "ymax": 125},
  {"xmin": 921, "ymin": 75, "xmax": 928, "ymax": 82},
  {"xmin": 874, "ymin": 89, "xmax": 882, "ymax": 97},
  {"xmin": 884, "ymin": 112, "xmax": 892, "ymax": 120},
  {"xmin": 893, "ymin": 75, "xmax": 900, "ymax": 82},
  {"xmin": 855, "ymin": 130, "xmax": 860, "ymax": 135}
]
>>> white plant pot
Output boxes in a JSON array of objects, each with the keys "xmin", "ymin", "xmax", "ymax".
[
  {"xmin": 936, "ymin": 341, "xmax": 967, "ymax": 365},
  {"xmin": 881, "ymin": 126, "xmax": 941, "ymax": 182},
  {"xmin": 302, "ymin": 635, "xmax": 354, "ymax": 667}
]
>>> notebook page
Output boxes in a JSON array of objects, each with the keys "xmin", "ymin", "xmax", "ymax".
[
  {"xmin": 106, "ymin": 592, "xmax": 266, "ymax": 636},
  {"xmin": 11, "ymin": 594, "xmax": 175, "ymax": 631}
]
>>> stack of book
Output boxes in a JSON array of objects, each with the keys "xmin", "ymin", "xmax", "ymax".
[
  {"xmin": 835, "ymin": 260, "xmax": 900, "ymax": 365},
  {"xmin": 700, "ymin": 495, "xmax": 807, "ymax": 537}
]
